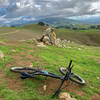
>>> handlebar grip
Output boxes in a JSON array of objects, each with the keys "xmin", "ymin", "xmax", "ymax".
[{"xmin": 68, "ymin": 60, "xmax": 72, "ymax": 70}]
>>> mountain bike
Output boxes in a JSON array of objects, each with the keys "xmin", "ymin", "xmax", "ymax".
[{"xmin": 10, "ymin": 60, "xmax": 85, "ymax": 98}]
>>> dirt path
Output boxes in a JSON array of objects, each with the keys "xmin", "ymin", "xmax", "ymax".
[
  {"xmin": 90, "ymin": 93, "xmax": 100, "ymax": 100},
  {"xmin": 0, "ymin": 70, "xmax": 24, "ymax": 91},
  {"xmin": 0, "ymin": 30, "xmax": 41, "ymax": 41},
  {"xmin": 0, "ymin": 30, "xmax": 20, "ymax": 36}
]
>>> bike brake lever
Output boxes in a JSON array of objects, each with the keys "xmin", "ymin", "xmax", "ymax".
[
  {"xmin": 71, "ymin": 65, "xmax": 74, "ymax": 70},
  {"xmin": 69, "ymin": 65, "xmax": 74, "ymax": 73}
]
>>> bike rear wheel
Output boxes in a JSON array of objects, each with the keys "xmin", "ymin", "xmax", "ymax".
[
  {"xmin": 59, "ymin": 67, "xmax": 85, "ymax": 85},
  {"xmin": 10, "ymin": 67, "xmax": 40, "ymax": 74}
]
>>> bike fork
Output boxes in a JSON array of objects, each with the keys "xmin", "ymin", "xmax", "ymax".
[
  {"xmin": 52, "ymin": 76, "xmax": 69, "ymax": 98},
  {"xmin": 52, "ymin": 60, "xmax": 72, "ymax": 98}
]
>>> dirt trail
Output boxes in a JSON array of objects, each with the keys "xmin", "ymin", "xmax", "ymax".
[
  {"xmin": 0, "ymin": 30, "xmax": 20, "ymax": 36},
  {"xmin": 0, "ymin": 30, "xmax": 40, "ymax": 41},
  {"xmin": 90, "ymin": 93, "xmax": 100, "ymax": 100},
  {"xmin": 0, "ymin": 70, "xmax": 24, "ymax": 91},
  {"xmin": 37, "ymin": 78, "xmax": 86, "ymax": 97}
]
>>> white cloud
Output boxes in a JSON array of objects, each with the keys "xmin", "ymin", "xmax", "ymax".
[
  {"xmin": 0, "ymin": 0, "xmax": 100, "ymax": 20},
  {"xmin": 91, "ymin": 2, "xmax": 100, "ymax": 12},
  {"xmin": 0, "ymin": 0, "xmax": 9, "ymax": 6}
]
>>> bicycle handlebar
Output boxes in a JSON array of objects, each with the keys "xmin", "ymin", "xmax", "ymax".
[{"xmin": 68, "ymin": 60, "xmax": 73, "ymax": 73}]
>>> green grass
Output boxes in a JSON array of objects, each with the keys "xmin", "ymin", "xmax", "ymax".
[
  {"xmin": 0, "ymin": 27, "xmax": 17, "ymax": 35},
  {"xmin": 55, "ymin": 28, "xmax": 100, "ymax": 46},
  {"xmin": 0, "ymin": 24, "xmax": 100, "ymax": 100},
  {"xmin": 0, "ymin": 40, "xmax": 100, "ymax": 100}
]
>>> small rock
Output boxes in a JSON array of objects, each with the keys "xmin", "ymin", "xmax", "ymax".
[
  {"xmin": 11, "ymin": 49, "xmax": 16, "ymax": 53},
  {"xmin": 59, "ymin": 92, "xmax": 76, "ymax": 100},
  {"xmin": 62, "ymin": 40, "xmax": 67, "ymax": 48},
  {"xmin": 59, "ymin": 92, "xmax": 70, "ymax": 99},
  {"xmin": 0, "ymin": 50, "xmax": 4, "ymax": 59},
  {"xmin": 78, "ymin": 48, "xmax": 81, "ymax": 50},
  {"xmin": 32, "ymin": 39, "xmax": 38, "ymax": 44},
  {"xmin": 96, "ymin": 77, "xmax": 100, "ymax": 79},
  {"xmin": 29, "ymin": 63, "xmax": 33, "ymax": 67},
  {"xmin": 62, "ymin": 45, "xmax": 66, "ymax": 48},
  {"xmin": 37, "ymin": 42, "xmax": 47, "ymax": 47},
  {"xmin": 43, "ymin": 85, "xmax": 47, "ymax": 91},
  {"xmin": 67, "ymin": 40, "xmax": 70, "ymax": 43}
]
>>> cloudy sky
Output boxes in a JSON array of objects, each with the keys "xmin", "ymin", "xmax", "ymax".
[{"xmin": 0, "ymin": 0, "xmax": 100, "ymax": 23}]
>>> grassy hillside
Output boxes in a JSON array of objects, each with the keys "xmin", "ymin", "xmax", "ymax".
[
  {"xmin": 0, "ymin": 24, "xmax": 100, "ymax": 46},
  {"xmin": 0, "ymin": 40, "xmax": 100, "ymax": 100},
  {"xmin": 21, "ymin": 24, "xmax": 100, "ymax": 46},
  {"xmin": 56, "ymin": 28, "xmax": 100, "ymax": 46},
  {"xmin": 0, "ymin": 24, "xmax": 100, "ymax": 100},
  {"xmin": 0, "ymin": 24, "xmax": 46, "ymax": 41}
]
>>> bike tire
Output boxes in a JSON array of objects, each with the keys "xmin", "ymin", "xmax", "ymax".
[
  {"xmin": 10, "ymin": 67, "xmax": 40, "ymax": 74},
  {"xmin": 59, "ymin": 67, "xmax": 85, "ymax": 85}
]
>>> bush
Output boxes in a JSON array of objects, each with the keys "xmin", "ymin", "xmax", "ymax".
[
  {"xmin": 90, "ymin": 25, "xmax": 96, "ymax": 29},
  {"xmin": 38, "ymin": 22, "xmax": 45, "ymax": 26},
  {"xmin": 96, "ymin": 25, "xmax": 100, "ymax": 29}
]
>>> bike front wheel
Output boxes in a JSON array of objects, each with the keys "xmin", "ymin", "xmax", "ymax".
[{"xmin": 59, "ymin": 67, "xmax": 85, "ymax": 85}]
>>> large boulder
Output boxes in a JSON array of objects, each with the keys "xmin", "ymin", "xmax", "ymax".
[
  {"xmin": 37, "ymin": 34, "xmax": 67, "ymax": 47},
  {"xmin": 42, "ymin": 36, "xmax": 51, "ymax": 45}
]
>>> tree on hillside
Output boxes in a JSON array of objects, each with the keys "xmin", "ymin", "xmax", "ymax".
[
  {"xmin": 45, "ymin": 24, "xmax": 49, "ymax": 26},
  {"xmin": 65, "ymin": 26, "xmax": 71, "ymax": 29},
  {"xmin": 38, "ymin": 22, "xmax": 45, "ymax": 26},
  {"xmin": 72, "ymin": 27, "xmax": 78, "ymax": 30},
  {"xmin": 90, "ymin": 25, "xmax": 96, "ymax": 29},
  {"xmin": 96, "ymin": 25, "xmax": 100, "ymax": 29},
  {"xmin": 79, "ymin": 28, "xmax": 87, "ymax": 30}
]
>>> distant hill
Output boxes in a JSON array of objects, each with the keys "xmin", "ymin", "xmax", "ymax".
[
  {"xmin": 75, "ymin": 16, "xmax": 100, "ymax": 24},
  {"xmin": 0, "ymin": 16, "xmax": 81, "ymax": 27},
  {"xmin": 0, "ymin": 16, "xmax": 100, "ymax": 27},
  {"xmin": 38, "ymin": 17, "xmax": 81, "ymax": 27}
]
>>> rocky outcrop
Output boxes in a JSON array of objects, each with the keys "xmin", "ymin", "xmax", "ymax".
[{"xmin": 37, "ymin": 35, "xmax": 67, "ymax": 48}]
